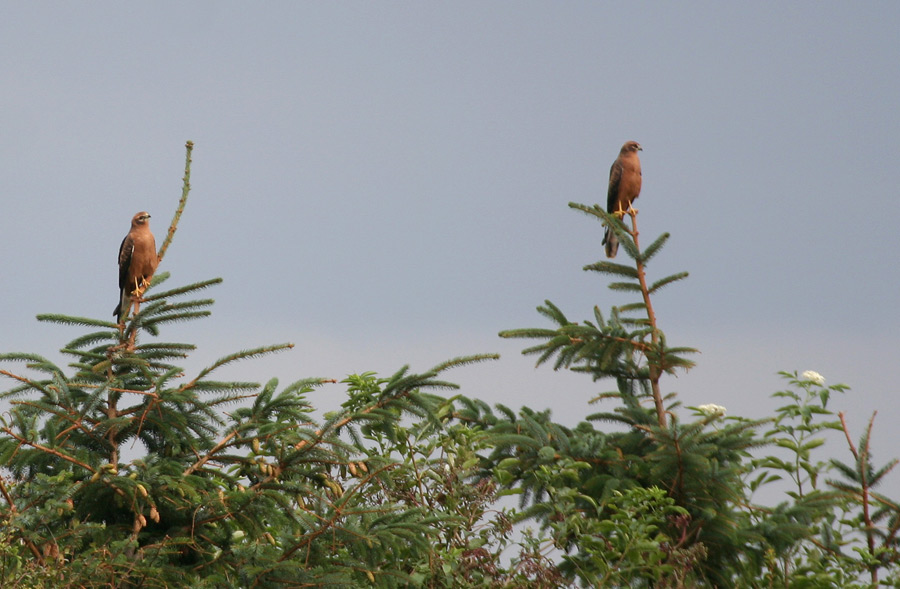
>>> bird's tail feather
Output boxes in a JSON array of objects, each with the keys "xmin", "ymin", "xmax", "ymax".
[
  {"xmin": 114, "ymin": 290, "xmax": 128, "ymax": 323},
  {"xmin": 603, "ymin": 227, "xmax": 618, "ymax": 258}
]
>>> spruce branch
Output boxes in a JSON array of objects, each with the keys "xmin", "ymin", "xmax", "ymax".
[
  {"xmin": 182, "ymin": 343, "xmax": 295, "ymax": 389},
  {"xmin": 641, "ymin": 232, "xmax": 671, "ymax": 262},
  {"xmin": 36, "ymin": 314, "xmax": 114, "ymax": 328},
  {"xmin": 61, "ymin": 331, "xmax": 119, "ymax": 352},
  {"xmin": 0, "ymin": 427, "xmax": 96, "ymax": 473},
  {"xmin": 142, "ymin": 277, "xmax": 223, "ymax": 302},
  {"xmin": 508, "ymin": 203, "xmax": 697, "ymax": 429},
  {"xmin": 649, "ymin": 272, "xmax": 690, "ymax": 294},
  {"xmin": 13, "ymin": 400, "xmax": 95, "ymax": 441},
  {"xmin": 157, "ymin": 140, "xmax": 193, "ymax": 264},
  {"xmin": 583, "ymin": 260, "xmax": 640, "ymax": 279},
  {"xmin": 428, "ymin": 353, "xmax": 499, "ymax": 374},
  {"xmin": 625, "ymin": 208, "xmax": 666, "ymax": 427},
  {"xmin": 183, "ymin": 429, "xmax": 238, "ymax": 477},
  {"xmin": 835, "ymin": 411, "xmax": 886, "ymax": 585},
  {"xmin": 0, "ymin": 369, "xmax": 55, "ymax": 399}
]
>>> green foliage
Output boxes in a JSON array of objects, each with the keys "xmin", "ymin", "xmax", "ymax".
[
  {"xmin": 489, "ymin": 203, "xmax": 900, "ymax": 586},
  {"xmin": 0, "ymin": 147, "xmax": 493, "ymax": 587},
  {"xmin": 552, "ymin": 484, "xmax": 696, "ymax": 586},
  {"xmin": 0, "ymin": 259, "xmax": 555, "ymax": 587},
  {"xmin": 0, "ymin": 271, "xmax": 467, "ymax": 586},
  {"xmin": 2, "ymin": 178, "xmax": 898, "ymax": 587}
]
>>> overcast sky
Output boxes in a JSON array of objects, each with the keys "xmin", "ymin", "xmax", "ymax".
[{"xmin": 2, "ymin": 4, "xmax": 899, "ymax": 483}]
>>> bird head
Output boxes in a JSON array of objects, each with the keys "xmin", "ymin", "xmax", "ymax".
[
  {"xmin": 622, "ymin": 141, "xmax": 642, "ymax": 153},
  {"xmin": 131, "ymin": 212, "xmax": 152, "ymax": 227}
]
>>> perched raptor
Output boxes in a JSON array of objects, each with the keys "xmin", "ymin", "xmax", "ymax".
[
  {"xmin": 114, "ymin": 211, "xmax": 158, "ymax": 323},
  {"xmin": 602, "ymin": 141, "xmax": 642, "ymax": 258}
]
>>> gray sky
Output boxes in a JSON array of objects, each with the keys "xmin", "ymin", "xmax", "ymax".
[{"xmin": 2, "ymin": 4, "xmax": 899, "ymax": 484}]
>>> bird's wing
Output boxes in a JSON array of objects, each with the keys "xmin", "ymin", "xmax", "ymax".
[
  {"xmin": 118, "ymin": 234, "xmax": 134, "ymax": 291},
  {"xmin": 607, "ymin": 159, "xmax": 624, "ymax": 213}
]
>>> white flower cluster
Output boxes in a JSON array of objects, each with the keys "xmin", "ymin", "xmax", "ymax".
[
  {"xmin": 697, "ymin": 403, "xmax": 727, "ymax": 417},
  {"xmin": 801, "ymin": 370, "xmax": 826, "ymax": 386}
]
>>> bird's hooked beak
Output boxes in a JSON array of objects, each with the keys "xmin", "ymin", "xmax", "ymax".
[{"xmin": 637, "ymin": 144, "xmax": 643, "ymax": 151}]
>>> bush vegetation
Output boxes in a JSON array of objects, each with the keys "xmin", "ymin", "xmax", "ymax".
[{"xmin": 1, "ymin": 145, "xmax": 897, "ymax": 587}]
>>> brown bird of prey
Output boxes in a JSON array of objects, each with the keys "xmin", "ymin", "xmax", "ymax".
[
  {"xmin": 114, "ymin": 211, "xmax": 158, "ymax": 323},
  {"xmin": 602, "ymin": 140, "xmax": 642, "ymax": 258}
]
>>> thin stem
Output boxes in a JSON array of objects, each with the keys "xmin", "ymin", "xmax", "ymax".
[
  {"xmin": 840, "ymin": 411, "xmax": 878, "ymax": 584},
  {"xmin": 107, "ymin": 390, "xmax": 119, "ymax": 465},
  {"xmin": 405, "ymin": 436, "xmax": 429, "ymax": 508},
  {"xmin": 157, "ymin": 140, "xmax": 193, "ymax": 264},
  {"xmin": 838, "ymin": 412, "xmax": 858, "ymax": 460},
  {"xmin": 862, "ymin": 414, "xmax": 877, "ymax": 583},
  {"xmin": 183, "ymin": 428, "xmax": 238, "ymax": 476},
  {"xmin": 0, "ymin": 428, "xmax": 96, "ymax": 473},
  {"xmin": 628, "ymin": 209, "xmax": 666, "ymax": 427}
]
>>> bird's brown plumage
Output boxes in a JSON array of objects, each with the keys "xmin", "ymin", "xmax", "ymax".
[
  {"xmin": 602, "ymin": 141, "xmax": 642, "ymax": 258},
  {"xmin": 114, "ymin": 211, "xmax": 158, "ymax": 323}
]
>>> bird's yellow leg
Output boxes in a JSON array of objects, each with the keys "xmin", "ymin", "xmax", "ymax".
[
  {"xmin": 131, "ymin": 277, "xmax": 152, "ymax": 300},
  {"xmin": 614, "ymin": 203, "xmax": 627, "ymax": 219}
]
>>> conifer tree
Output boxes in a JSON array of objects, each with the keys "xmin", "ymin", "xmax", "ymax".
[
  {"xmin": 488, "ymin": 204, "xmax": 775, "ymax": 585},
  {"xmin": 3, "ymin": 147, "xmax": 899, "ymax": 587},
  {"xmin": 0, "ymin": 143, "xmax": 487, "ymax": 587},
  {"xmin": 477, "ymin": 204, "xmax": 900, "ymax": 586}
]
